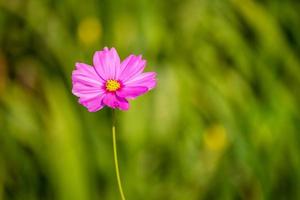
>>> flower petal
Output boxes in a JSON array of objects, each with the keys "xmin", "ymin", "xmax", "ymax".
[
  {"xmin": 72, "ymin": 62, "xmax": 106, "ymax": 112},
  {"xmin": 72, "ymin": 62, "xmax": 104, "ymax": 87},
  {"xmin": 116, "ymin": 86, "xmax": 148, "ymax": 99},
  {"xmin": 102, "ymin": 93, "xmax": 130, "ymax": 110},
  {"xmin": 118, "ymin": 55, "xmax": 146, "ymax": 82},
  {"xmin": 125, "ymin": 72, "xmax": 157, "ymax": 90},
  {"xmin": 73, "ymin": 83, "xmax": 106, "ymax": 112},
  {"xmin": 72, "ymin": 82, "xmax": 104, "ymax": 97},
  {"xmin": 79, "ymin": 95, "xmax": 105, "ymax": 112},
  {"xmin": 93, "ymin": 47, "xmax": 120, "ymax": 80}
]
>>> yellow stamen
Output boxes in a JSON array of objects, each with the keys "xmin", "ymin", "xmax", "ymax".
[{"xmin": 106, "ymin": 79, "xmax": 120, "ymax": 92}]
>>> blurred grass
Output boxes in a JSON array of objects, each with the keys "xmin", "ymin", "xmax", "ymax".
[{"xmin": 0, "ymin": 0, "xmax": 300, "ymax": 199}]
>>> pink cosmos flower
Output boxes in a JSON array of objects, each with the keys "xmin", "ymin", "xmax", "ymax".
[{"xmin": 72, "ymin": 47, "xmax": 157, "ymax": 111}]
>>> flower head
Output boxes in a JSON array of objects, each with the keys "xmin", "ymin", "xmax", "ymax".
[{"xmin": 72, "ymin": 47, "xmax": 157, "ymax": 111}]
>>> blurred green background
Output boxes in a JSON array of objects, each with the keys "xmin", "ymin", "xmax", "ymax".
[{"xmin": 1, "ymin": 0, "xmax": 300, "ymax": 199}]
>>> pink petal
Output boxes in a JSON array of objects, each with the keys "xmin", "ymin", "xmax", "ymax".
[
  {"xmin": 116, "ymin": 86, "xmax": 148, "ymax": 99},
  {"xmin": 79, "ymin": 95, "xmax": 105, "ymax": 112},
  {"xmin": 102, "ymin": 93, "xmax": 130, "ymax": 111},
  {"xmin": 73, "ymin": 85, "xmax": 106, "ymax": 112},
  {"xmin": 72, "ymin": 62, "xmax": 106, "ymax": 112},
  {"xmin": 72, "ymin": 82, "xmax": 103, "ymax": 95},
  {"xmin": 72, "ymin": 84, "xmax": 104, "ymax": 102},
  {"xmin": 72, "ymin": 63, "xmax": 105, "ymax": 87},
  {"xmin": 75, "ymin": 90, "xmax": 104, "ymax": 101},
  {"xmin": 93, "ymin": 47, "xmax": 120, "ymax": 80},
  {"xmin": 125, "ymin": 72, "xmax": 157, "ymax": 90},
  {"xmin": 117, "ymin": 55, "xmax": 146, "ymax": 82}
]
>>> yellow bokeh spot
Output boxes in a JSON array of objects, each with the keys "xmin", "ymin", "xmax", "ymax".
[
  {"xmin": 106, "ymin": 80, "xmax": 120, "ymax": 92},
  {"xmin": 204, "ymin": 124, "xmax": 228, "ymax": 152},
  {"xmin": 77, "ymin": 17, "xmax": 102, "ymax": 46}
]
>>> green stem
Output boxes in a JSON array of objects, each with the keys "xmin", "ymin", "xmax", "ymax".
[{"xmin": 112, "ymin": 109, "xmax": 126, "ymax": 200}]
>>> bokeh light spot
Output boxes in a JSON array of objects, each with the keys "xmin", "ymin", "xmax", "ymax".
[
  {"xmin": 204, "ymin": 124, "xmax": 228, "ymax": 152},
  {"xmin": 77, "ymin": 17, "xmax": 102, "ymax": 46}
]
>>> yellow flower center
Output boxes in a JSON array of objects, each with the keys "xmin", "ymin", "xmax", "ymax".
[{"xmin": 105, "ymin": 79, "xmax": 121, "ymax": 92}]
